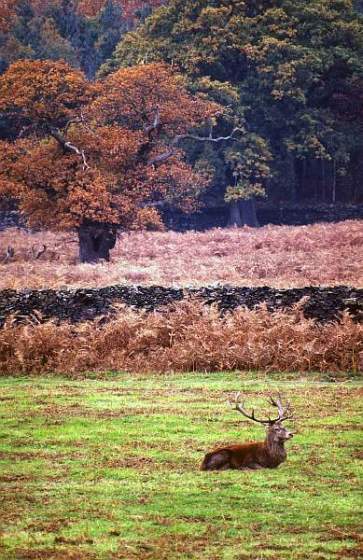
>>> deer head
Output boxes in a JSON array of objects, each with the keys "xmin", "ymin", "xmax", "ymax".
[
  {"xmin": 232, "ymin": 392, "xmax": 294, "ymax": 442},
  {"xmin": 30, "ymin": 244, "xmax": 47, "ymax": 260}
]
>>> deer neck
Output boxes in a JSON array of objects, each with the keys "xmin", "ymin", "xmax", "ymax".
[{"xmin": 264, "ymin": 432, "xmax": 287, "ymax": 465}]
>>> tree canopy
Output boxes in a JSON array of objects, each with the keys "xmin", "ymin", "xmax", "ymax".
[
  {"xmin": 104, "ymin": 0, "xmax": 363, "ymax": 223},
  {"xmin": 0, "ymin": 59, "xmax": 219, "ymax": 261},
  {"xmin": 0, "ymin": 0, "xmax": 163, "ymax": 77}
]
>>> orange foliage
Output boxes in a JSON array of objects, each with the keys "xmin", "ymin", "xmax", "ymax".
[
  {"xmin": 119, "ymin": 0, "xmax": 164, "ymax": 18},
  {"xmin": 0, "ymin": 59, "xmax": 92, "ymax": 126},
  {"xmin": 91, "ymin": 63, "xmax": 217, "ymax": 134},
  {"xmin": 0, "ymin": 0, "xmax": 17, "ymax": 32},
  {"xmin": 0, "ymin": 300, "xmax": 361, "ymax": 375},
  {"xmin": 76, "ymin": 0, "xmax": 105, "ymax": 17},
  {"xmin": 0, "ymin": 60, "xmax": 218, "ymax": 232},
  {"xmin": 77, "ymin": 0, "xmax": 164, "ymax": 18}
]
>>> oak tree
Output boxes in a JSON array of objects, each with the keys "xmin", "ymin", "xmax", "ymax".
[{"xmin": 0, "ymin": 59, "xmax": 221, "ymax": 262}]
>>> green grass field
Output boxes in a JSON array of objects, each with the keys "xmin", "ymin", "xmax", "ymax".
[{"xmin": 0, "ymin": 372, "xmax": 362, "ymax": 559}]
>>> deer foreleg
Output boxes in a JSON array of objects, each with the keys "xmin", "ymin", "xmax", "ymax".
[{"xmin": 239, "ymin": 463, "xmax": 263, "ymax": 471}]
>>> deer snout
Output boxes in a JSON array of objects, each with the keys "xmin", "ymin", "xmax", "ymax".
[{"xmin": 285, "ymin": 431, "xmax": 294, "ymax": 439}]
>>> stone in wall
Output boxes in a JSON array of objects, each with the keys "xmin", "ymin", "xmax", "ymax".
[{"xmin": 0, "ymin": 285, "xmax": 361, "ymax": 326}]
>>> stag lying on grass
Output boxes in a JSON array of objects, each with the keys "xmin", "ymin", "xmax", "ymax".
[{"xmin": 201, "ymin": 393, "xmax": 294, "ymax": 471}]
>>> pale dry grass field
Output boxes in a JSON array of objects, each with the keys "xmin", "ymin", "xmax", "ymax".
[{"xmin": 0, "ymin": 220, "xmax": 362, "ymax": 289}]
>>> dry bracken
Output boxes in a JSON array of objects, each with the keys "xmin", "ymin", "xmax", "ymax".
[
  {"xmin": 0, "ymin": 300, "xmax": 361, "ymax": 375},
  {"xmin": 0, "ymin": 220, "xmax": 362, "ymax": 289}
]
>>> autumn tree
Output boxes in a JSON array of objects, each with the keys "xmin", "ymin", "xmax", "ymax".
[
  {"xmin": 0, "ymin": 59, "xmax": 227, "ymax": 262},
  {"xmin": 0, "ymin": 0, "xmax": 164, "ymax": 21},
  {"xmin": 78, "ymin": 0, "xmax": 165, "ymax": 19},
  {"xmin": 0, "ymin": 1, "xmax": 86, "ymax": 74},
  {"xmin": 0, "ymin": 1, "xmax": 17, "ymax": 32}
]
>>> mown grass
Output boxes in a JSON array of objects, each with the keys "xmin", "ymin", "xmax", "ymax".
[{"xmin": 0, "ymin": 372, "xmax": 362, "ymax": 559}]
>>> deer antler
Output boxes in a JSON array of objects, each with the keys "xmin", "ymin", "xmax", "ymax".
[
  {"xmin": 231, "ymin": 392, "xmax": 275, "ymax": 424},
  {"xmin": 231, "ymin": 392, "xmax": 293, "ymax": 424},
  {"xmin": 268, "ymin": 392, "xmax": 294, "ymax": 423},
  {"xmin": 2, "ymin": 246, "xmax": 15, "ymax": 263}
]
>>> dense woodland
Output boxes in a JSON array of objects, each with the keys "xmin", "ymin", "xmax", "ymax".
[
  {"xmin": 0, "ymin": 1, "xmax": 165, "ymax": 77},
  {"xmin": 0, "ymin": 0, "xmax": 362, "ymax": 261}
]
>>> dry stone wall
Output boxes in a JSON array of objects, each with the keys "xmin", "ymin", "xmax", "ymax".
[
  {"xmin": 163, "ymin": 204, "xmax": 363, "ymax": 230},
  {"xmin": 0, "ymin": 285, "xmax": 362, "ymax": 326}
]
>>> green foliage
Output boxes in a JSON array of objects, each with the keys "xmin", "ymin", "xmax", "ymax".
[
  {"xmin": 0, "ymin": 0, "xmax": 133, "ymax": 78},
  {"xmin": 95, "ymin": 0, "xmax": 127, "ymax": 64},
  {"xmin": 224, "ymin": 133, "xmax": 271, "ymax": 202},
  {"xmin": 0, "ymin": 0, "xmax": 79, "ymax": 71},
  {"xmin": 106, "ymin": 0, "xmax": 363, "ymax": 209}
]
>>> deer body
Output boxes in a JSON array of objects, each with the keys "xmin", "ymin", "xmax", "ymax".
[{"xmin": 201, "ymin": 393, "xmax": 294, "ymax": 471}]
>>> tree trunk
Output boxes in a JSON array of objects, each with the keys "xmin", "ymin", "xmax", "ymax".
[
  {"xmin": 321, "ymin": 159, "xmax": 326, "ymax": 202},
  {"xmin": 332, "ymin": 158, "xmax": 336, "ymax": 204},
  {"xmin": 239, "ymin": 198, "xmax": 259, "ymax": 227},
  {"xmin": 228, "ymin": 199, "xmax": 259, "ymax": 227},
  {"xmin": 228, "ymin": 201, "xmax": 243, "ymax": 227},
  {"xmin": 78, "ymin": 223, "xmax": 117, "ymax": 263}
]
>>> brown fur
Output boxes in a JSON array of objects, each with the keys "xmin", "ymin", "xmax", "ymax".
[{"xmin": 201, "ymin": 422, "xmax": 293, "ymax": 471}]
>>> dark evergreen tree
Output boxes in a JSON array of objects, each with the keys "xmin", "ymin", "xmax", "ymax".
[
  {"xmin": 95, "ymin": 0, "xmax": 126, "ymax": 66},
  {"xmin": 104, "ymin": 0, "xmax": 363, "ymax": 224},
  {"xmin": 0, "ymin": 0, "xmax": 156, "ymax": 78}
]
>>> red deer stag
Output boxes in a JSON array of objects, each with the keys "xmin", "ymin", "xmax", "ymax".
[{"xmin": 201, "ymin": 392, "xmax": 294, "ymax": 471}]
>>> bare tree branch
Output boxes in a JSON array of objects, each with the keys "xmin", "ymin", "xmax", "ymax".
[
  {"xmin": 144, "ymin": 107, "xmax": 161, "ymax": 138},
  {"xmin": 49, "ymin": 127, "xmax": 90, "ymax": 170},
  {"xmin": 64, "ymin": 117, "xmax": 82, "ymax": 132},
  {"xmin": 148, "ymin": 126, "xmax": 243, "ymax": 166}
]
